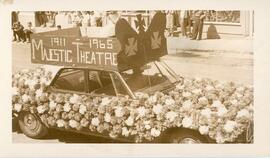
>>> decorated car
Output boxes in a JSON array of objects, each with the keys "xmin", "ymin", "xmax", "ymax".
[{"xmin": 12, "ymin": 12, "xmax": 253, "ymax": 143}]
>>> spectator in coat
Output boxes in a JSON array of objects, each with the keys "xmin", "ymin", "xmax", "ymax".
[
  {"xmin": 180, "ymin": 10, "xmax": 191, "ymax": 38},
  {"xmin": 81, "ymin": 11, "xmax": 90, "ymax": 27},
  {"xmin": 72, "ymin": 11, "xmax": 83, "ymax": 27},
  {"xmin": 24, "ymin": 22, "xmax": 35, "ymax": 43},
  {"xmin": 12, "ymin": 11, "xmax": 19, "ymax": 41},
  {"xmin": 36, "ymin": 11, "xmax": 47, "ymax": 27},
  {"xmin": 166, "ymin": 10, "xmax": 174, "ymax": 37},
  {"xmin": 191, "ymin": 10, "xmax": 205, "ymax": 40},
  {"xmin": 90, "ymin": 11, "xmax": 97, "ymax": 27},
  {"xmin": 12, "ymin": 21, "xmax": 26, "ymax": 42}
]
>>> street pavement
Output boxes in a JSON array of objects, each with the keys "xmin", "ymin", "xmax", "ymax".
[{"xmin": 12, "ymin": 42, "xmax": 253, "ymax": 143}]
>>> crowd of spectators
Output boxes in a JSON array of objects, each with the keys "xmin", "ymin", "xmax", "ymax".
[
  {"xmin": 165, "ymin": 10, "xmax": 206, "ymax": 40},
  {"xmin": 12, "ymin": 10, "xmax": 239, "ymax": 43},
  {"xmin": 12, "ymin": 21, "xmax": 35, "ymax": 43},
  {"xmin": 38, "ymin": 11, "xmax": 106, "ymax": 28},
  {"xmin": 12, "ymin": 11, "xmax": 118, "ymax": 43},
  {"xmin": 165, "ymin": 10, "xmax": 240, "ymax": 40}
]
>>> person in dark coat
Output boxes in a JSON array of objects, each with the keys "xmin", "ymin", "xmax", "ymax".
[
  {"xmin": 12, "ymin": 11, "xmax": 19, "ymax": 41},
  {"xmin": 180, "ymin": 10, "xmax": 191, "ymax": 38},
  {"xmin": 36, "ymin": 11, "xmax": 47, "ymax": 27},
  {"xmin": 191, "ymin": 10, "xmax": 205, "ymax": 40},
  {"xmin": 12, "ymin": 21, "xmax": 26, "ymax": 42}
]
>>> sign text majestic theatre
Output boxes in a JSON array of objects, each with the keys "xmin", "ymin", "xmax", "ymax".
[{"xmin": 31, "ymin": 35, "xmax": 120, "ymax": 69}]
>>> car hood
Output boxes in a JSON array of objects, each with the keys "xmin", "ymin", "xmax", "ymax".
[{"xmin": 135, "ymin": 79, "xmax": 179, "ymax": 94}]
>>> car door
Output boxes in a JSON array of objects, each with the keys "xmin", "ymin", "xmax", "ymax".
[{"xmin": 48, "ymin": 68, "xmax": 134, "ymax": 142}]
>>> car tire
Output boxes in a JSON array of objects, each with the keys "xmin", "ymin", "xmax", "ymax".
[
  {"xmin": 168, "ymin": 128, "xmax": 208, "ymax": 144},
  {"xmin": 18, "ymin": 111, "xmax": 48, "ymax": 139}
]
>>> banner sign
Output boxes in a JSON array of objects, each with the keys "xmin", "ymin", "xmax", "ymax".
[
  {"xmin": 31, "ymin": 34, "xmax": 121, "ymax": 70},
  {"xmin": 115, "ymin": 11, "xmax": 168, "ymax": 68},
  {"xmin": 31, "ymin": 12, "xmax": 168, "ymax": 71}
]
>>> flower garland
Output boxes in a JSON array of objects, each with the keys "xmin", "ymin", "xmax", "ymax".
[{"xmin": 12, "ymin": 67, "xmax": 253, "ymax": 143}]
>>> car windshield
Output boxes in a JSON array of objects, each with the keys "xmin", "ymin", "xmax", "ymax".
[{"xmin": 119, "ymin": 61, "xmax": 179, "ymax": 93}]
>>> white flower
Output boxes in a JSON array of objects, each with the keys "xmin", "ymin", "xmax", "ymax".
[
  {"xmin": 236, "ymin": 93, "xmax": 243, "ymax": 98},
  {"xmin": 230, "ymin": 99, "xmax": 238, "ymax": 105},
  {"xmin": 24, "ymin": 79, "xmax": 31, "ymax": 86},
  {"xmin": 63, "ymin": 103, "xmax": 71, "ymax": 112},
  {"xmin": 217, "ymin": 106, "xmax": 228, "ymax": 117},
  {"xmin": 114, "ymin": 106, "xmax": 124, "ymax": 117},
  {"xmin": 14, "ymin": 73, "xmax": 21, "ymax": 79},
  {"xmin": 144, "ymin": 120, "xmax": 151, "ymax": 130},
  {"xmin": 236, "ymin": 109, "xmax": 251, "ymax": 119},
  {"xmin": 182, "ymin": 100, "xmax": 193, "ymax": 110},
  {"xmin": 182, "ymin": 117, "xmax": 193, "ymax": 128},
  {"xmin": 12, "ymin": 87, "xmax": 19, "ymax": 95},
  {"xmin": 19, "ymin": 77, "xmax": 25, "ymax": 83},
  {"xmin": 122, "ymin": 127, "xmax": 130, "ymax": 137},
  {"xmin": 224, "ymin": 120, "xmax": 237, "ymax": 133},
  {"xmin": 14, "ymin": 103, "xmax": 22, "ymax": 112},
  {"xmin": 69, "ymin": 120, "xmax": 78, "ymax": 128},
  {"xmin": 35, "ymin": 89, "xmax": 43, "ymax": 98},
  {"xmin": 165, "ymin": 98, "xmax": 175, "ymax": 106},
  {"xmin": 212, "ymin": 100, "xmax": 222, "ymax": 108},
  {"xmin": 215, "ymin": 132, "xmax": 226, "ymax": 143},
  {"xmin": 79, "ymin": 104, "xmax": 87, "ymax": 114},
  {"xmin": 22, "ymin": 94, "xmax": 30, "ymax": 103},
  {"xmin": 91, "ymin": 117, "xmax": 100, "ymax": 126},
  {"xmin": 200, "ymin": 108, "xmax": 212, "ymax": 118},
  {"xmin": 215, "ymin": 83, "xmax": 223, "ymax": 89},
  {"xmin": 199, "ymin": 125, "xmax": 209, "ymax": 135},
  {"xmin": 176, "ymin": 84, "xmax": 184, "ymax": 90},
  {"xmin": 40, "ymin": 77, "xmax": 49, "ymax": 85},
  {"xmin": 143, "ymin": 120, "xmax": 151, "ymax": 130},
  {"xmin": 145, "ymin": 125, "xmax": 151, "ymax": 130},
  {"xmin": 49, "ymin": 101, "xmax": 57, "ymax": 109},
  {"xmin": 28, "ymin": 80, "xmax": 38, "ymax": 90},
  {"xmin": 104, "ymin": 113, "xmax": 111, "ymax": 123},
  {"xmin": 35, "ymin": 68, "xmax": 42, "ymax": 73},
  {"xmin": 56, "ymin": 119, "xmax": 65, "ymax": 128},
  {"xmin": 153, "ymin": 104, "xmax": 163, "ymax": 115},
  {"xmin": 198, "ymin": 96, "xmax": 208, "ymax": 105},
  {"xmin": 69, "ymin": 94, "xmax": 79, "ymax": 104},
  {"xmin": 236, "ymin": 86, "xmax": 245, "ymax": 93},
  {"xmin": 165, "ymin": 111, "xmax": 178, "ymax": 122},
  {"xmin": 206, "ymin": 85, "xmax": 214, "ymax": 91},
  {"xmin": 182, "ymin": 91, "xmax": 191, "ymax": 98},
  {"xmin": 148, "ymin": 95, "xmax": 157, "ymax": 104},
  {"xmin": 192, "ymin": 89, "xmax": 202, "ymax": 94},
  {"xmin": 101, "ymin": 97, "xmax": 111, "ymax": 106},
  {"xmin": 125, "ymin": 116, "xmax": 134, "ymax": 126},
  {"xmin": 136, "ymin": 106, "xmax": 147, "ymax": 118},
  {"xmin": 37, "ymin": 105, "xmax": 46, "ymax": 114},
  {"xmin": 150, "ymin": 128, "xmax": 161, "ymax": 137}
]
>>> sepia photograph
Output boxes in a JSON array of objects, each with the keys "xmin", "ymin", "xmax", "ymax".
[{"xmin": 10, "ymin": 10, "xmax": 254, "ymax": 144}]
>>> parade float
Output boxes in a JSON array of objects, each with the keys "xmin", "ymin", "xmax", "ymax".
[{"xmin": 12, "ymin": 12, "xmax": 253, "ymax": 143}]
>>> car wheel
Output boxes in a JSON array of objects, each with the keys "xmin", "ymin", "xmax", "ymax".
[
  {"xmin": 18, "ymin": 111, "xmax": 48, "ymax": 139},
  {"xmin": 168, "ymin": 129, "xmax": 208, "ymax": 144}
]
